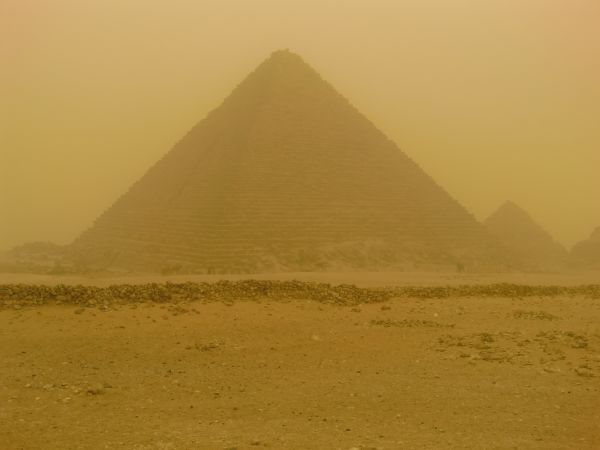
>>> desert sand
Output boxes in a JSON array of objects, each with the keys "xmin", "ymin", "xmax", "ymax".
[{"xmin": 1, "ymin": 273, "xmax": 599, "ymax": 449}]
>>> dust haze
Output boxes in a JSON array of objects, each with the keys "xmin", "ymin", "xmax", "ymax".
[
  {"xmin": 2, "ymin": 1, "xmax": 600, "ymax": 450},
  {"xmin": 2, "ymin": 0, "xmax": 599, "ymax": 251}
]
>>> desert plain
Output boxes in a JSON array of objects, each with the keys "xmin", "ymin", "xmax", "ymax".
[{"xmin": 1, "ymin": 272, "xmax": 599, "ymax": 450}]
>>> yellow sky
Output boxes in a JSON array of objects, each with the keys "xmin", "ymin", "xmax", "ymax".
[{"xmin": 1, "ymin": 0, "xmax": 599, "ymax": 251}]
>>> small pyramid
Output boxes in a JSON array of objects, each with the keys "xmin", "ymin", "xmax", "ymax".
[
  {"xmin": 71, "ymin": 50, "xmax": 507, "ymax": 273},
  {"xmin": 570, "ymin": 226, "xmax": 600, "ymax": 269},
  {"xmin": 484, "ymin": 201, "xmax": 567, "ymax": 271}
]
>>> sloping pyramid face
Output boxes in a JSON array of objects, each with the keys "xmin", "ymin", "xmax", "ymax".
[
  {"xmin": 570, "ymin": 226, "xmax": 600, "ymax": 269},
  {"xmin": 72, "ymin": 50, "xmax": 505, "ymax": 273},
  {"xmin": 484, "ymin": 201, "xmax": 567, "ymax": 271}
]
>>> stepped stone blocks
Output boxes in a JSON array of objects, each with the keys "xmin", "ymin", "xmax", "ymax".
[
  {"xmin": 484, "ymin": 201, "xmax": 567, "ymax": 272},
  {"xmin": 570, "ymin": 227, "xmax": 600, "ymax": 269},
  {"xmin": 71, "ymin": 50, "xmax": 507, "ymax": 273}
]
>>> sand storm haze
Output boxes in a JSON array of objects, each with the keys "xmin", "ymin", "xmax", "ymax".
[
  {"xmin": 2, "ymin": 0, "xmax": 600, "ymax": 251},
  {"xmin": 1, "ymin": 1, "xmax": 600, "ymax": 449}
]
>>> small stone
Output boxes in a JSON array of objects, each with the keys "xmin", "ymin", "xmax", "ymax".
[
  {"xmin": 87, "ymin": 385, "xmax": 105, "ymax": 395},
  {"xmin": 575, "ymin": 367, "xmax": 594, "ymax": 378}
]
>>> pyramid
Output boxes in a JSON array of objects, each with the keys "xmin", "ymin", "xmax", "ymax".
[
  {"xmin": 570, "ymin": 227, "xmax": 600, "ymax": 269},
  {"xmin": 484, "ymin": 201, "xmax": 567, "ymax": 271},
  {"xmin": 71, "ymin": 50, "xmax": 506, "ymax": 273}
]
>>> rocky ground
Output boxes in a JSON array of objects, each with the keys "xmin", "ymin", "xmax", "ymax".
[{"xmin": 1, "ymin": 279, "xmax": 599, "ymax": 449}]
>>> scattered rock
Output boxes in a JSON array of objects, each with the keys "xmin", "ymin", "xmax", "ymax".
[
  {"xmin": 575, "ymin": 367, "xmax": 595, "ymax": 378},
  {"xmin": 512, "ymin": 310, "xmax": 559, "ymax": 321},
  {"xmin": 2, "ymin": 282, "xmax": 598, "ymax": 311},
  {"xmin": 86, "ymin": 384, "xmax": 106, "ymax": 395},
  {"xmin": 371, "ymin": 319, "xmax": 454, "ymax": 328}
]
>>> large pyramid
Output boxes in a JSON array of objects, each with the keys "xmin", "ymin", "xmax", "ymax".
[
  {"xmin": 72, "ymin": 50, "xmax": 506, "ymax": 273},
  {"xmin": 570, "ymin": 227, "xmax": 600, "ymax": 269},
  {"xmin": 484, "ymin": 201, "xmax": 567, "ymax": 271}
]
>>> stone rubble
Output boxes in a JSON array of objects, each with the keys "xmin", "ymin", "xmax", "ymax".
[{"xmin": 0, "ymin": 281, "xmax": 599, "ymax": 310}]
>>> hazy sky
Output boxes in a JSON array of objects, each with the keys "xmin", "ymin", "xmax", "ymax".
[{"xmin": 1, "ymin": 0, "xmax": 599, "ymax": 251}]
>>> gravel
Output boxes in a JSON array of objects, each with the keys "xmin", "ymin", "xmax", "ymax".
[{"xmin": 0, "ymin": 280, "xmax": 599, "ymax": 310}]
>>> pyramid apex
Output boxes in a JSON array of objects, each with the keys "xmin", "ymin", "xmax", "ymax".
[
  {"xmin": 265, "ymin": 48, "xmax": 306, "ymax": 65},
  {"xmin": 500, "ymin": 200, "xmax": 521, "ymax": 211},
  {"xmin": 488, "ymin": 201, "xmax": 528, "ymax": 221},
  {"xmin": 270, "ymin": 48, "xmax": 297, "ymax": 57},
  {"xmin": 486, "ymin": 200, "xmax": 551, "ymax": 241}
]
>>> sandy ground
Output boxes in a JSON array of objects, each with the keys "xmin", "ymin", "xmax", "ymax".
[
  {"xmin": 1, "ymin": 281, "xmax": 599, "ymax": 449},
  {"xmin": 1, "ymin": 270, "xmax": 599, "ymax": 287}
]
